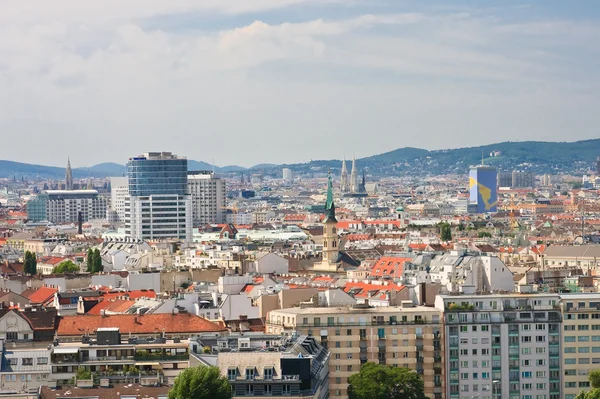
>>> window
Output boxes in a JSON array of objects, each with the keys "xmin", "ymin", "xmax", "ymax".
[
  {"xmin": 283, "ymin": 385, "xmax": 291, "ymax": 395},
  {"xmin": 21, "ymin": 358, "xmax": 33, "ymax": 366},
  {"xmin": 37, "ymin": 357, "xmax": 48, "ymax": 365},
  {"xmin": 245, "ymin": 368, "xmax": 255, "ymax": 380},
  {"xmin": 8, "ymin": 359, "xmax": 17, "ymax": 366},
  {"xmin": 227, "ymin": 368, "xmax": 237, "ymax": 381},
  {"xmin": 522, "ymin": 371, "xmax": 532, "ymax": 378},
  {"xmin": 245, "ymin": 385, "xmax": 254, "ymax": 395},
  {"xmin": 264, "ymin": 367, "xmax": 273, "ymax": 380},
  {"xmin": 264, "ymin": 385, "xmax": 272, "ymax": 395},
  {"xmin": 335, "ymin": 342, "xmax": 341, "ymax": 348},
  {"xmin": 521, "ymin": 336, "xmax": 532, "ymax": 343},
  {"xmin": 6, "ymin": 332, "xmax": 17, "ymax": 341}
]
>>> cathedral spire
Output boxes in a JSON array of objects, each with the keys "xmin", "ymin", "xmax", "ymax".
[
  {"xmin": 65, "ymin": 158, "xmax": 73, "ymax": 190},
  {"xmin": 350, "ymin": 154, "xmax": 358, "ymax": 193},
  {"xmin": 340, "ymin": 155, "xmax": 348, "ymax": 193}
]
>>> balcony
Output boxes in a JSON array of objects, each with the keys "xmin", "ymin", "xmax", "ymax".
[
  {"xmin": 82, "ymin": 356, "xmax": 135, "ymax": 363},
  {"xmin": 134, "ymin": 354, "xmax": 189, "ymax": 361},
  {"xmin": 434, "ymin": 356, "xmax": 442, "ymax": 363},
  {"xmin": 416, "ymin": 345, "xmax": 424, "ymax": 351}
]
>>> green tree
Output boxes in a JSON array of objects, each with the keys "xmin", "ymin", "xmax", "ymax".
[
  {"xmin": 348, "ymin": 362, "xmax": 426, "ymax": 399},
  {"xmin": 167, "ymin": 365, "xmax": 231, "ymax": 399},
  {"xmin": 93, "ymin": 248, "xmax": 102, "ymax": 273},
  {"xmin": 52, "ymin": 260, "xmax": 80, "ymax": 274},
  {"xmin": 24, "ymin": 251, "xmax": 37, "ymax": 275},
  {"xmin": 440, "ymin": 223, "xmax": 452, "ymax": 242},
  {"xmin": 590, "ymin": 370, "xmax": 600, "ymax": 388},
  {"xmin": 478, "ymin": 231, "xmax": 492, "ymax": 238},
  {"xmin": 573, "ymin": 371, "xmax": 600, "ymax": 398},
  {"xmin": 86, "ymin": 248, "xmax": 94, "ymax": 273}
]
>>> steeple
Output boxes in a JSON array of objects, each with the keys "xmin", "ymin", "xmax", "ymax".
[
  {"xmin": 340, "ymin": 156, "xmax": 348, "ymax": 193},
  {"xmin": 65, "ymin": 158, "xmax": 73, "ymax": 190},
  {"xmin": 350, "ymin": 154, "xmax": 358, "ymax": 193},
  {"xmin": 324, "ymin": 172, "xmax": 337, "ymax": 223}
]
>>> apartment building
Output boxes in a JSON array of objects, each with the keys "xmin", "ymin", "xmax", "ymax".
[
  {"xmin": 435, "ymin": 293, "xmax": 561, "ymax": 399},
  {"xmin": 109, "ymin": 176, "xmax": 128, "ymax": 222},
  {"xmin": 50, "ymin": 328, "xmax": 190, "ymax": 386},
  {"xmin": 27, "ymin": 190, "xmax": 108, "ymax": 223},
  {"xmin": 188, "ymin": 171, "xmax": 226, "ymax": 225},
  {"xmin": 192, "ymin": 333, "xmax": 329, "ymax": 399},
  {"xmin": 267, "ymin": 303, "xmax": 444, "ymax": 399},
  {"xmin": 560, "ymin": 293, "xmax": 600, "ymax": 399}
]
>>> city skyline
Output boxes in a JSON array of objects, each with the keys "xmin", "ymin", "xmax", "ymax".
[{"xmin": 1, "ymin": 1, "xmax": 600, "ymax": 167}]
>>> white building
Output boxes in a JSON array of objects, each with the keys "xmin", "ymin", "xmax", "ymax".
[
  {"xmin": 45, "ymin": 190, "xmax": 107, "ymax": 223},
  {"xmin": 247, "ymin": 252, "xmax": 289, "ymax": 275},
  {"xmin": 225, "ymin": 212, "xmax": 253, "ymax": 225},
  {"xmin": 435, "ymin": 293, "xmax": 561, "ymax": 399},
  {"xmin": 109, "ymin": 177, "xmax": 129, "ymax": 222},
  {"xmin": 188, "ymin": 171, "xmax": 226, "ymax": 226},
  {"xmin": 282, "ymin": 168, "xmax": 293, "ymax": 182}
]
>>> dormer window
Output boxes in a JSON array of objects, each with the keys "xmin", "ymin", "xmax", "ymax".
[
  {"xmin": 264, "ymin": 367, "xmax": 274, "ymax": 380},
  {"xmin": 245, "ymin": 367, "xmax": 255, "ymax": 380},
  {"xmin": 227, "ymin": 367, "xmax": 237, "ymax": 381}
]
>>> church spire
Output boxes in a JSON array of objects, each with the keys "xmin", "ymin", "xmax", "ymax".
[
  {"xmin": 340, "ymin": 155, "xmax": 348, "ymax": 193},
  {"xmin": 65, "ymin": 158, "xmax": 73, "ymax": 190},
  {"xmin": 350, "ymin": 154, "xmax": 358, "ymax": 193},
  {"xmin": 324, "ymin": 172, "xmax": 337, "ymax": 223}
]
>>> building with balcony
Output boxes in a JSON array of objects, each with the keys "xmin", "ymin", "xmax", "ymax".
[
  {"xmin": 188, "ymin": 171, "xmax": 226, "ymax": 226},
  {"xmin": 50, "ymin": 327, "xmax": 190, "ymax": 386},
  {"xmin": 0, "ymin": 339, "xmax": 51, "ymax": 393},
  {"xmin": 192, "ymin": 333, "xmax": 329, "ymax": 399},
  {"xmin": 559, "ymin": 293, "xmax": 600, "ymax": 399},
  {"xmin": 266, "ymin": 303, "xmax": 444, "ymax": 399},
  {"xmin": 26, "ymin": 190, "xmax": 108, "ymax": 224},
  {"xmin": 435, "ymin": 293, "xmax": 561, "ymax": 399}
]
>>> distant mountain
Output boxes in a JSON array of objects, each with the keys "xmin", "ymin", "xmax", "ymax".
[
  {"xmin": 1, "ymin": 139, "xmax": 598, "ymax": 179},
  {"xmin": 75, "ymin": 163, "xmax": 127, "ymax": 177}
]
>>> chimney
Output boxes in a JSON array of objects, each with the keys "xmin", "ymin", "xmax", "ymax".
[{"xmin": 100, "ymin": 309, "xmax": 106, "ymax": 317}]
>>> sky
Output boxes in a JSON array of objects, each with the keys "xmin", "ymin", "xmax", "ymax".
[{"xmin": 1, "ymin": 0, "xmax": 599, "ymax": 168}]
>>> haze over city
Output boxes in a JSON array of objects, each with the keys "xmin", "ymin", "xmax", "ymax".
[{"xmin": 1, "ymin": 0, "xmax": 600, "ymax": 167}]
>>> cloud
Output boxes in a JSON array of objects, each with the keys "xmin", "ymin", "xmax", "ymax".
[{"xmin": 0, "ymin": 1, "xmax": 599, "ymax": 167}]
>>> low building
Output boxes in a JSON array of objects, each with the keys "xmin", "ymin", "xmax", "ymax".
[{"xmin": 192, "ymin": 333, "xmax": 329, "ymax": 399}]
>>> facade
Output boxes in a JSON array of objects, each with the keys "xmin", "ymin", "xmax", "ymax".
[
  {"xmin": 498, "ymin": 171, "xmax": 535, "ymax": 188},
  {"xmin": 560, "ymin": 293, "xmax": 600, "ymax": 399},
  {"xmin": 27, "ymin": 190, "xmax": 107, "ymax": 224},
  {"xmin": 125, "ymin": 152, "xmax": 192, "ymax": 241},
  {"xmin": 187, "ymin": 171, "xmax": 226, "ymax": 225},
  {"xmin": 435, "ymin": 294, "xmax": 561, "ymax": 399},
  {"xmin": 193, "ymin": 333, "xmax": 329, "ymax": 399},
  {"xmin": 109, "ymin": 176, "xmax": 129, "ymax": 222},
  {"xmin": 0, "ymin": 340, "xmax": 51, "ymax": 393},
  {"xmin": 282, "ymin": 168, "xmax": 293, "ymax": 182},
  {"xmin": 267, "ymin": 304, "xmax": 444, "ymax": 399},
  {"xmin": 469, "ymin": 165, "xmax": 498, "ymax": 213}
]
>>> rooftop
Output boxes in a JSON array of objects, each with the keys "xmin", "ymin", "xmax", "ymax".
[
  {"xmin": 40, "ymin": 384, "xmax": 169, "ymax": 399},
  {"xmin": 271, "ymin": 304, "xmax": 441, "ymax": 316}
]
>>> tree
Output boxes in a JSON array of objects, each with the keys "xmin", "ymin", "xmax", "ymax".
[
  {"xmin": 92, "ymin": 248, "xmax": 102, "ymax": 273},
  {"xmin": 478, "ymin": 231, "xmax": 492, "ymax": 238},
  {"xmin": 52, "ymin": 260, "xmax": 80, "ymax": 274},
  {"xmin": 24, "ymin": 251, "xmax": 37, "ymax": 275},
  {"xmin": 440, "ymin": 223, "xmax": 452, "ymax": 242},
  {"xmin": 348, "ymin": 362, "xmax": 426, "ymax": 399},
  {"xmin": 590, "ymin": 370, "xmax": 600, "ymax": 388},
  {"xmin": 168, "ymin": 365, "xmax": 231, "ymax": 399},
  {"xmin": 573, "ymin": 371, "xmax": 600, "ymax": 399},
  {"xmin": 86, "ymin": 248, "xmax": 94, "ymax": 273}
]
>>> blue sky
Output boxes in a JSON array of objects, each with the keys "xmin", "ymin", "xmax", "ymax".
[{"xmin": 0, "ymin": 0, "xmax": 599, "ymax": 167}]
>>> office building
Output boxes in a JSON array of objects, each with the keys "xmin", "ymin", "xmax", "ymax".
[
  {"xmin": 125, "ymin": 152, "xmax": 192, "ymax": 241},
  {"xmin": 26, "ymin": 190, "xmax": 107, "ymax": 223},
  {"xmin": 435, "ymin": 293, "xmax": 561, "ymax": 399},
  {"xmin": 282, "ymin": 168, "xmax": 293, "ymax": 182},
  {"xmin": 193, "ymin": 333, "xmax": 329, "ymax": 399},
  {"xmin": 560, "ymin": 293, "xmax": 600, "ymax": 399},
  {"xmin": 188, "ymin": 171, "xmax": 226, "ymax": 225},
  {"xmin": 469, "ymin": 165, "xmax": 498, "ymax": 213},
  {"xmin": 267, "ymin": 304, "xmax": 444, "ymax": 399},
  {"xmin": 500, "ymin": 171, "xmax": 535, "ymax": 188},
  {"xmin": 109, "ymin": 176, "xmax": 129, "ymax": 222}
]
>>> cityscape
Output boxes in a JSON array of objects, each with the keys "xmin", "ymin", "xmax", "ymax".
[{"xmin": 2, "ymin": 1, "xmax": 600, "ymax": 399}]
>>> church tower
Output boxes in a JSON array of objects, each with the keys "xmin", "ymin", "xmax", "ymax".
[
  {"xmin": 350, "ymin": 155, "xmax": 358, "ymax": 193},
  {"xmin": 340, "ymin": 156, "xmax": 349, "ymax": 193},
  {"xmin": 65, "ymin": 158, "xmax": 73, "ymax": 190},
  {"xmin": 322, "ymin": 173, "xmax": 339, "ymax": 265}
]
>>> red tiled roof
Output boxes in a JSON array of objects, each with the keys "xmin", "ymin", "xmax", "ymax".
[
  {"xmin": 39, "ymin": 257, "xmax": 68, "ymax": 266},
  {"xmin": 56, "ymin": 313, "xmax": 227, "ymax": 336},
  {"xmin": 101, "ymin": 290, "xmax": 157, "ymax": 300},
  {"xmin": 25, "ymin": 287, "xmax": 57, "ymax": 304},
  {"xmin": 87, "ymin": 299, "xmax": 136, "ymax": 315},
  {"xmin": 343, "ymin": 281, "xmax": 405, "ymax": 298},
  {"xmin": 369, "ymin": 257, "xmax": 411, "ymax": 279}
]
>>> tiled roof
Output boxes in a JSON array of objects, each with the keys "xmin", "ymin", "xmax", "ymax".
[
  {"xmin": 369, "ymin": 257, "xmax": 411, "ymax": 279},
  {"xmin": 101, "ymin": 290, "xmax": 157, "ymax": 300},
  {"xmin": 24, "ymin": 286, "xmax": 57, "ymax": 304},
  {"xmin": 87, "ymin": 299, "xmax": 137, "ymax": 315},
  {"xmin": 343, "ymin": 281, "xmax": 405, "ymax": 299},
  {"xmin": 56, "ymin": 313, "xmax": 227, "ymax": 336}
]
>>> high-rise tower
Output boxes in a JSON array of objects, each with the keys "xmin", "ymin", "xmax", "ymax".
[
  {"xmin": 65, "ymin": 158, "xmax": 73, "ymax": 190},
  {"xmin": 469, "ymin": 165, "xmax": 498, "ymax": 213},
  {"xmin": 340, "ymin": 156, "xmax": 349, "ymax": 193},
  {"xmin": 125, "ymin": 152, "xmax": 192, "ymax": 241}
]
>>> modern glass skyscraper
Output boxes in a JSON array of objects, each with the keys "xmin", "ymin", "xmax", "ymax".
[{"xmin": 125, "ymin": 152, "xmax": 192, "ymax": 241}]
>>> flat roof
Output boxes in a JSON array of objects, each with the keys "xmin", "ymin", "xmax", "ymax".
[
  {"xmin": 53, "ymin": 347, "xmax": 80, "ymax": 354},
  {"xmin": 272, "ymin": 305, "xmax": 441, "ymax": 316}
]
